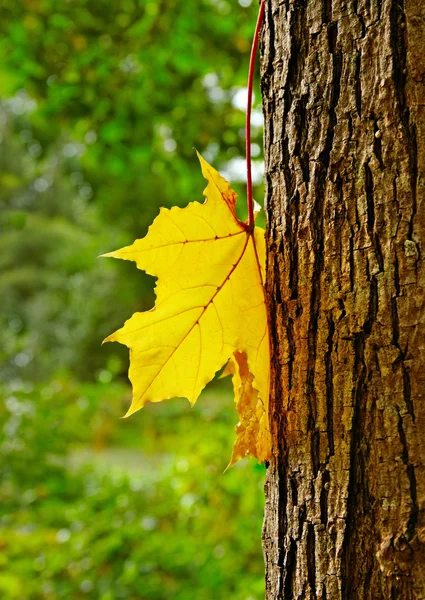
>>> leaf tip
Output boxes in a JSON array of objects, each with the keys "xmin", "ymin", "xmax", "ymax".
[
  {"xmin": 195, "ymin": 149, "xmax": 207, "ymax": 172},
  {"xmin": 102, "ymin": 329, "xmax": 119, "ymax": 345},
  {"xmin": 223, "ymin": 460, "xmax": 234, "ymax": 473},
  {"xmin": 122, "ymin": 403, "xmax": 138, "ymax": 419},
  {"xmin": 98, "ymin": 250, "xmax": 118, "ymax": 259}
]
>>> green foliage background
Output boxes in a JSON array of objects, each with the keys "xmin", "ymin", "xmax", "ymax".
[{"xmin": 0, "ymin": 0, "xmax": 266, "ymax": 598}]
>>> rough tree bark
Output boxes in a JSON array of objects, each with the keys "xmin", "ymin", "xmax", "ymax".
[{"xmin": 261, "ymin": 0, "xmax": 425, "ymax": 598}]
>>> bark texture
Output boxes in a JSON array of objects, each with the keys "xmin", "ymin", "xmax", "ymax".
[{"xmin": 261, "ymin": 0, "xmax": 425, "ymax": 598}]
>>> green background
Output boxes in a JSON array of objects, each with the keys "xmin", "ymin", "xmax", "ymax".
[{"xmin": 0, "ymin": 0, "xmax": 266, "ymax": 598}]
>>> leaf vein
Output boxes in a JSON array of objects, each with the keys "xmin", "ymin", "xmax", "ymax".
[
  {"xmin": 119, "ymin": 230, "xmax": 245, "ymax": 254},
  {"xmin": 132, "ymin": 233, "xmax": 250, "ymax": 405}
]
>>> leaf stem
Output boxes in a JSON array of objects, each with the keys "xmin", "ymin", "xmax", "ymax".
[{"xmin": 246, "ymin": 0, "xmax": 265, "ymax": 228}]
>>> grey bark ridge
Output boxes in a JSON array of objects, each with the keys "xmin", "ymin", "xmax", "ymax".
[{"xmin": 261, "ymin": 0, "xmax": 425, "ymax": 598}]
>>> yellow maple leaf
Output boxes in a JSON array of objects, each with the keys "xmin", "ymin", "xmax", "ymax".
[{"xmin": 103, "ymin": 153, "xmax": 271, "ymax": 464}]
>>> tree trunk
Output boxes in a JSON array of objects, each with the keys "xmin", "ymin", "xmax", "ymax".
[{"xmin": 260, "ymin": 0, "xmax": 425, "ymax": 598}]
